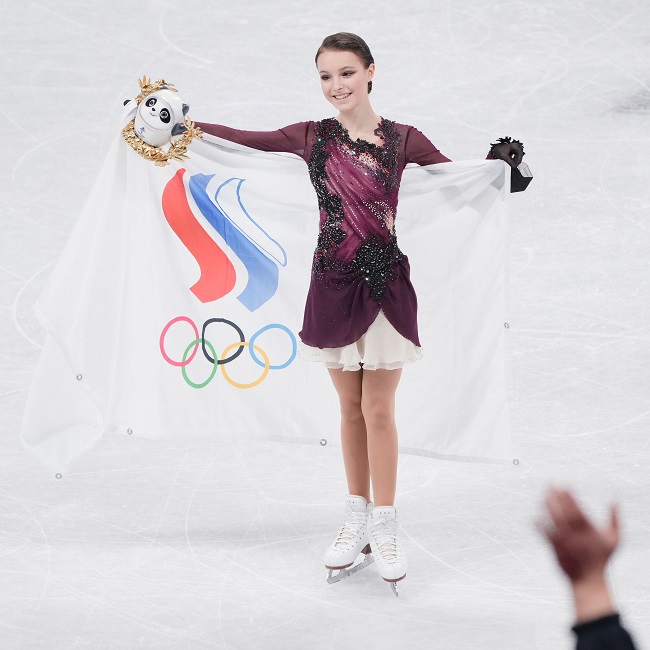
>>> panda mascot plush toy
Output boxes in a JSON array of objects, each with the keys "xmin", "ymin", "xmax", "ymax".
[
  {"xmin": 132, "ymin": 87, "xmax": 190, "ymax": 148},
  {"xmin": 121, "ymin": 78, "xmax": 202, "ymax": 165}
]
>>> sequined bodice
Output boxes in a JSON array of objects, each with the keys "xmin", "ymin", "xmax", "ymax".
[{"xmin": 308, "ymin": 118, "xmax": 404, "ymax": 301}]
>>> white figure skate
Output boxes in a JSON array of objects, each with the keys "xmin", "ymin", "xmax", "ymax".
[
  {"xmin": 325, "ymin": 495, "xmax": 374, "ymax": 584},
  {"xmin": 367, "ymin": 506, "xmax": 407, "ymax": 597}
]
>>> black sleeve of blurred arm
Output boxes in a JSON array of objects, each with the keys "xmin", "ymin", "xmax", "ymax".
[{"xmin": 572, "ymin": 613, "xmax": 637, "ymax": 650}]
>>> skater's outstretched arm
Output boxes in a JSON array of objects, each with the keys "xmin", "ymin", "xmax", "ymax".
[
  {"xmin": 194, "ymin": 120, "xmax": 313, "ymax": 160},
  {"xmin": 538, "ymin": 487, "xmax": 637, "ymax": 650},
  {"xmin": 404, "ymin": 127, "xmax": 528, "ymax": 191}
]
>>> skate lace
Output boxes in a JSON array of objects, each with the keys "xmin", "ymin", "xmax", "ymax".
[
  {"xmin": 333, "ymin": 507, "xmax": 368, "ymax": 548},
  {"xmin": 369, "ymin": 516, "xmax": 400, "ymax": 563}
]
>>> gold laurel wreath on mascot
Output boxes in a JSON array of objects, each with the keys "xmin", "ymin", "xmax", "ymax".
[{"xmin": 122, "ymin": 76, "xmax": 202, "ymax": 166}]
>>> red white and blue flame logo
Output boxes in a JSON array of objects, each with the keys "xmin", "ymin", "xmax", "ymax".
[{"xmin": 162, "ymin": 168, "xmax": 287, "ymax": 310}]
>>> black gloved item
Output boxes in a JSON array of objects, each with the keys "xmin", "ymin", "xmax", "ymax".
[
  {"xmin": 490, "ymin": 136, "xmax": 525, "ymax": 167},
  {"xmin": 490, "ymin": 136, "xmax": 532, "ymax": 193}
]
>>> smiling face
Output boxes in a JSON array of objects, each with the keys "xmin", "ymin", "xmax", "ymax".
[{"xmin": 317, "ymin": 49, "xmax": 375, "ymax": 113}]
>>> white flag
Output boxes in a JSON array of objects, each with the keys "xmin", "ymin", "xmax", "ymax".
[{"xmin": 21, "ymin": 123, "xmax": 513, "ymax": 473}]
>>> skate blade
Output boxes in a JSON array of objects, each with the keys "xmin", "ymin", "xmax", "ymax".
[
  {"xmin": 326, "ymin": 553, "xmax": 374, "ymax": 584},
  {"xmin": 382, "ymin": 573, "xmax": 406, "ymax": 598}
]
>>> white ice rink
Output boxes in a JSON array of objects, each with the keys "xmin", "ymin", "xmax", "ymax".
[{"xmin": 2, "ymin": 0, "xmax": 650, "ymax": 648}]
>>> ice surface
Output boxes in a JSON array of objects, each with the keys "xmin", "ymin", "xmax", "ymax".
[{"xmin": 2, "ymin": 0, "xmax": 650, "ymax": 648}]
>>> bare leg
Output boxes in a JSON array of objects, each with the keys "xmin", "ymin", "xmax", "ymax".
[
  {"xmin": 360, "ymin": 369, "xmax": 402, "ymax": 507},
  {"xmin": 327, "ymin": 368, "xmax": 370, "ymax": 502}
]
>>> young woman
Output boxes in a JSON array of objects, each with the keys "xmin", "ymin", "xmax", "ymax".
[{"xmin": 195, "ymin": 32, "xmax": 523, "ymax": 595}]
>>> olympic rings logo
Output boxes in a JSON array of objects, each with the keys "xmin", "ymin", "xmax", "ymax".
[{"xmin": 160, "ymin": 316, "xmax": 297, "ymax": 389}]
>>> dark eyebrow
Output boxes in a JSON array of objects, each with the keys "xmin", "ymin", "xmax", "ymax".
[{"xmin": 318, "ymin": 65, "xmax": 357, "ymax": 74}]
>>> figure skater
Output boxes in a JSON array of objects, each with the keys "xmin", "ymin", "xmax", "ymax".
[{"xmin": 194, "ymin": 32, "xmax": 525, "ymax": 596}]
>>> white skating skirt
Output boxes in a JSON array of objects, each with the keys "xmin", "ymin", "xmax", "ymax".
[{"xmin": 298, "ymin": 310, "xmax": 423, "ymax": 371}]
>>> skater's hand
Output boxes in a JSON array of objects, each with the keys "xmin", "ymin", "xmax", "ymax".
[
  {"xmin": 538, "ymin": 487, "xmax": 620, "ymax": 623},
  {"xmin": 489, "ymin": 137, "xmax": 524, "ymax": 168}
]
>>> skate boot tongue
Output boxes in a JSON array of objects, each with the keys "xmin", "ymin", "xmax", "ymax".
[
  {"xmin": 346, "ymin": 495, "xmax": 368, "ymax": 510},
  {"xmin": 371, "ymin": 506, "xmax": 396, "ymax": 520}
]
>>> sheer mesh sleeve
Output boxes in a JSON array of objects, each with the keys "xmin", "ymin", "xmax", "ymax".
[
  {"xmin": 404, "ymin": 126, "xmax": 452, "ymax": 165},
  {"xmin": 404, "ymin": 126, "xmax": 500, "ymax": 164},
  {"xmin": 194, "ymin": 121, "xmax": 313, "ymax": 160}
]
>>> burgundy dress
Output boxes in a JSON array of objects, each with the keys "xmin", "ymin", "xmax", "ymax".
[{"xmin": 195, "ymin": 117, "xmax": 452, "ymax": 349}]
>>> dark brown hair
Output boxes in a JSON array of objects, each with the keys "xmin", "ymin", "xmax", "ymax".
[{"xmin": 315, "ymin": 32, "xmax": 375, "ymax": 94}]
